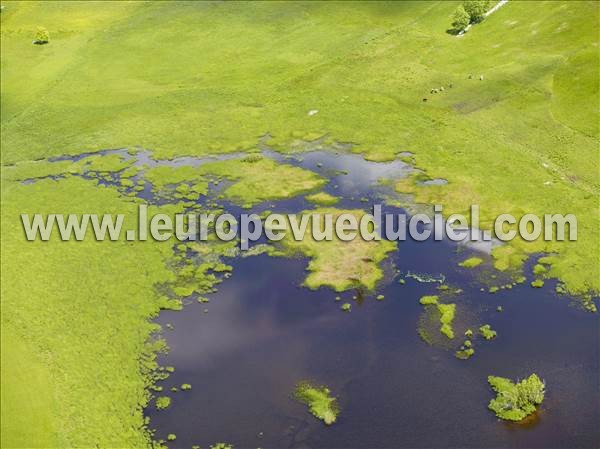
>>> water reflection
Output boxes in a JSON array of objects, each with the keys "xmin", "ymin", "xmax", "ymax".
[{"xmin": 148, "ymin": 250, "xmax": 599, "ymax": 449}]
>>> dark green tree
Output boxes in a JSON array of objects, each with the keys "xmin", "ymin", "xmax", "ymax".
[
  {"xmin": 451, "ymin": 5, "xmax": 471, "ymax": 32},
  {"xmin": 34, "ymin": 26, "xmax": 49, "ymax": 44},
  {"xmin": 488, "ymin": 373, "xmax": 546, "ymax": 421},
  {"xmin": 464, "ymin": 0, "xmax": 491, "ymax": 24}
]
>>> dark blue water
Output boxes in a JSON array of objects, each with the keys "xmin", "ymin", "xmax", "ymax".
[
  {"xmin": 42, "ymin": 148, "xmax": 599, "ymax": 448},
  {"xmin": 143, "ymin": 149, "xmax": 598, "ymax": 449},
  {"xmin": 148, "ymin": 244, "xmax": 598, "ymax": 449}
]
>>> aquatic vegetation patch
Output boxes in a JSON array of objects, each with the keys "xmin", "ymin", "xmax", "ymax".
[
  {"xmin": 143, "ymin": 165, "xmax": 209, "ymax": 200},
  {"xmin": 2, "ymin": 153, "xmax": 135, "ymax": 185},
  {"xmin": 419, "ymin": 295, "xmax": 439, "ymax": 305},
  {"xmin": 197, "ymin": 157, "xmax": 326, "ymax": 206},
  {"xmin": 165, "ymin": 243, "xmax": 234, "ymax": 299},
  {"xmin": 305, "ymin": 191, "xmax": 339, "ymax": 206},
  {"xmin": 479, "ymin": 324, "xmax": 497, "ymax": 340},
  {"xmin": 487, "ymin": 374, "xmax": 545, "ymax": 421},
  {"xmin": 210, "ymin": 443, "xmax": 233, "ymax": 449},
  {"xmin": 455, "ymin": 347, "xmax": 475, "ymax": 360},
  {"xmin": 294, "ymin": 381, "xmax": 339, "ymax": 425},
  {"xmin": 490, "ymin": 246, "xmax": 528, "ymax": 274},
  {"xmin": 155, "ymin": 396, "xmax": 171, "ymax": 410},
  {"xmin": 459, "ymin": 257, "xmax": 483, "ymax": 268},
  {"xmin": 78, "ymin": 153, "xmax": 134, "ymax": 174},
  {"xmin": 456, "ymin": 338, "xmax": 474, "ymax": 359},
  {"xmin": 277, "ymin": 209, "xmax": 396, "ymax": 291},
  {"xmin": 419, "ymin": 295, "xmax": 456, "ymax": 340},
  {"xmin": 2, "ymin": 159, "xmax": 79, "ymax": 182},
  {"xmin": 438, "ymin": 304, "xmax": 456, "ymax": 339},
  {"xmin": 531, "ymin": 279, "xmax": 544, "ymax": 288}
]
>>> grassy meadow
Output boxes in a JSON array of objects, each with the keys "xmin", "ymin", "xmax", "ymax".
[{"xmin": 1, "ymin": 1, "xmax": 598, "ymax": 448}]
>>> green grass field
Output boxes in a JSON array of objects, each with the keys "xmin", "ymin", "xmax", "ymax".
[{"xmin": 1, "ymin": 1, "xmax": 598, "ymax": 447}]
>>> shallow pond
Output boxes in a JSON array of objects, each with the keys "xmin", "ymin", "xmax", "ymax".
[{"xmin": 139, "ymin": 149, "xmax": 599, "ymax": 449}]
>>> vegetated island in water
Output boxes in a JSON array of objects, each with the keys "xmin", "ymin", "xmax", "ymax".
[
  {"xmin": 294, "ymin": 381, "xmax": 340, "ymax": 425},
  {"xmin": 487, "ymin": 374, "xmax": 545, "ymax": 421}
]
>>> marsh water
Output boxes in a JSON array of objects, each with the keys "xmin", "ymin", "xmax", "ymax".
[{"xmin": 130, "ymin": 149, "xmax": 600, "ymax": 449}]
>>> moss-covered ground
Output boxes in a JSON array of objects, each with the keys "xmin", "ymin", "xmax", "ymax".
[
  {"xmin": 277, "ymin": 208, "xmax": 397, "ymax": 291},
  {"xmin": 196, "ymin": 156, "xmax": 326, "ymax": 206},
  {"xmin": 305, "ymin": 191, "xmax": 340, "ymax": 206}
]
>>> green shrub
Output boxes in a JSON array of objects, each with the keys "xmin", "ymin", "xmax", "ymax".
[
  {"xmin": 419, "ymin": 295, "xmax": 439, "ymax": 305},
  {"xmin": 488, "ymin": 374, "xmax": 545, "ymax": 421},
  {"xmin": 455, "ymin": 347, "xmax": 474, "ymax": 359},
  {"xmin": 479, "ymin": 324, "xmax": 497, "ymax": 340},
  {"xmin": 531, "ymin": 279, "xmax": 544, "ymax": 288},
  {"xmin": 464, "ymin": 0, "xmax": 490, "ymax": 23},
  {"xmin": 451, "ymin": 5, "xmax": 470, "ymax": 32},
  {"xmin": 34, "ymin": 26, "xmax": 49, "ymax": 44},
  {"xmin": 241, "ymin": 153, "xmax": 263, "ymax": 163},
  {"xmin": 155, "ymin": 396, "xmax": 171, "ymax": 410}
]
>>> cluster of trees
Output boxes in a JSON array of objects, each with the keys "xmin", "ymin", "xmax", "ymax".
[
  {"xmin": 488, "ymin": 374, "xmax": 546, "ymax": 421},
  {"xmin": 451, "ymin": 0, "xmax": 492, "ymax": 33}
]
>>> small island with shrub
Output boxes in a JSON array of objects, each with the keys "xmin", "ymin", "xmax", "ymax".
[{"xmin": 488, "ymin": 374, "xmax": 545, "ymax": 421}]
